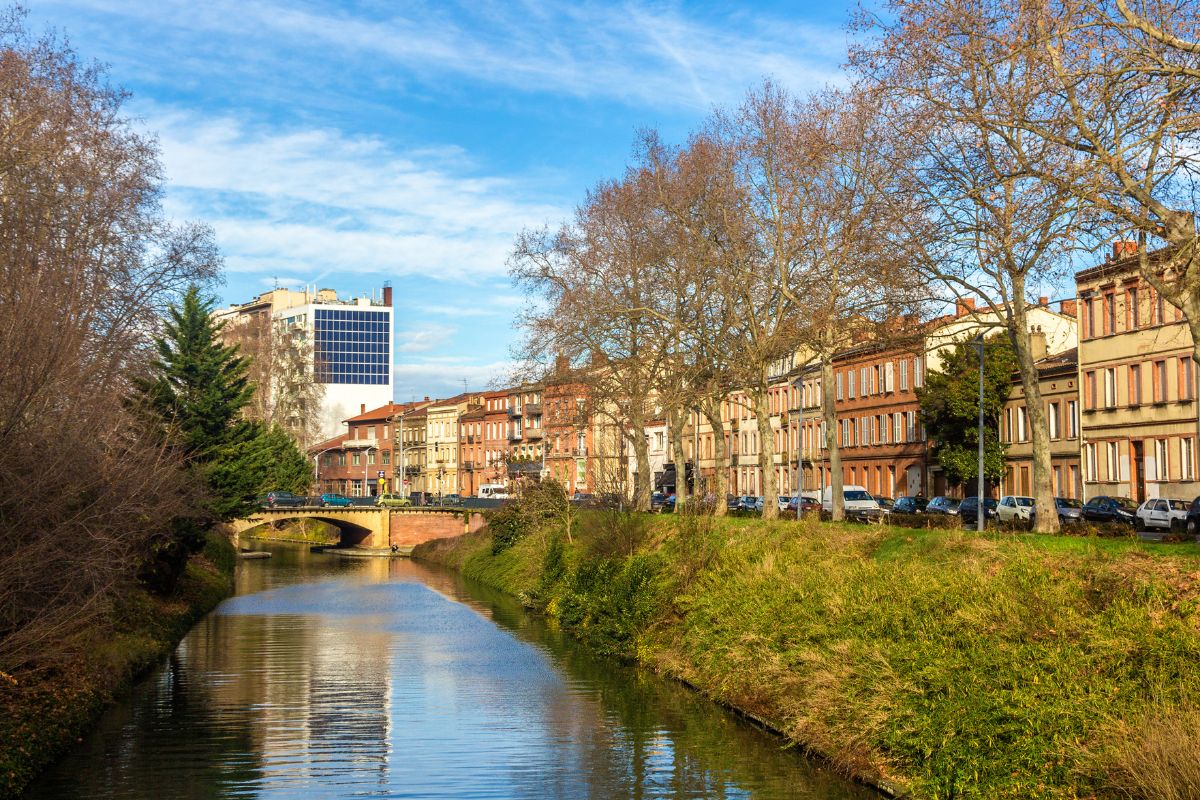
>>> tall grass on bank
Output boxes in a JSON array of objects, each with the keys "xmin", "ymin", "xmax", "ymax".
[{"xmin": 413, "ymin": 509, "xmax": 1200, "ymax": 799}]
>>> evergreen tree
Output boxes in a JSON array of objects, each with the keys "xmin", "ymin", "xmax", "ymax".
[
  {"xmin": 917, "ymin": 334, "xmax": 1017, "ymax": 490},
  {"xmin": 136, "ymin": 285, "xmax": 256, "ymax": 463}
]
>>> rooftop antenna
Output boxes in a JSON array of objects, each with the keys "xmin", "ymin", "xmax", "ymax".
[{"xmin": 462, "ymin": 378, "xmax": 469, "ymax": 394}]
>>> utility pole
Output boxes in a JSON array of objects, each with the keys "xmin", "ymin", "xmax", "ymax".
[{"xmin": 976, "ymin": 334, "xmax": 986, "ymax": 533}]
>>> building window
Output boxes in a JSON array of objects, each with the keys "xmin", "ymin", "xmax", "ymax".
[
  {"xmin": 1182, "ymin": 438, "xmax": 1195, "ymax": 480},
  {"xmin": 914, "ymin": 358, "xmax": 924, "ymax": 388},
  {"xmin": 1048, "ymin": 402, "xmax": 1060, "ymax": 439},
  {"xmin": 381, "ymin": 450, "xmax": 391, "ymax": 465},
  {"xmin": 1129, "ymin": 363, "xmax": 1142, "ymax": 405},
  {"xmin": 1180, "ymin": 357, "xmax": 1194, "ymax": 400},
  {"xmin": 1127, "ymin": 287, "xmax": 1139, "ymax": 329},
  {"xmin": 900, "ymin": 360, "xmax": 909, "ymax": 391},
  {"xmin": 1154, "ymin": 360, "xmax": 1169, "ymax": 402},
  {"xmin": 352, "ymin": 452, "xmax": 361, "ymax": 466},
  {"xmin": 368, "ymin": 450, "xmax": 376, "ymax": 465},
  {"xmin": 337, "ymin": 452, "xmax": 347, "ymax": 466},
  {"xmin": 1103, "ymin": 368, "xmax": 1117, "ymax": 408},
  {"xmin": 848, "ymin": 370, "xmax": 856, "ymax": 399},
  {"xmin": 1106, "ymin": 441, "xmax": 1120, "ymax": 481},
  {"xmin": 1155, "ymin": 439, "xmax": 1170, "ymax": 481},
  {"xmin": 1017, "ymin": 406, "xmax": 1028, "ymax": 442},
  {"xmin": 836, "ymin": 373, "xmax": 843, "ymax": 401},
  {"xmin": 1085, "ymin": 443, "xmax": 1098, "ymax": 481},
  {"xmin": 894, "ymin": 413, "xmax": 903, "ymax": 442},
  {"xmin": 1084, "ymin": 298, "xmax": 1095, "ymax": 339},
  {"xmin": 1068, "ymin": 400, "xmax": 1079, "ymax": 438},
  {"xmin": 1085, "ymin": 370, "xmax": 1096, "ymax": 409},
  {"xmin": 1104, "ymin": 292, "xmax": 1116, "ymax": 334}
]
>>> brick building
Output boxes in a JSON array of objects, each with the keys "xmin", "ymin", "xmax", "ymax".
[{"xmin": 1001, "ymin": 345, "xmax": 1081, "ymax": 498}]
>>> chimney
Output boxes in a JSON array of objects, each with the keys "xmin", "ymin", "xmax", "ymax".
[
  {"xmin": 1112, "ymin": 240, "xmax": 1138, "ymax": 261},
  {"xmin": 955, "ymin": 297, "xmax": 977, "ymax": 317},
  {"xmin": 1059, "ymin": 299, "xmax": 1077, "ymax": 318},
  {"xmin": 1038, "ymin": 296, "xmax": 1049, "ymax": 307},
  {"xmin": 383, "ymin": 285, "xmax": 392, "ymax": 306},
  {"xmin": 360, "ymin": 403, "xmax": 366, "ymax": 414},
  {"xmin": 554, "ymin": 354, "xmax": 570, "ymax": 375},
  {"xmin": 424, "ymin": 396, "xmax": 430, "ymax": 402},
  {"xmin": 1030, "ymin": 326, "xmax": 1047, "ymax": 361}
]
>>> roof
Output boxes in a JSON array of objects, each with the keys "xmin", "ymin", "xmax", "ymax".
[
  {"xmin": 308, "ymin": 433, "xmax": 349, "ymax": 454},
  {"xmin": 1075, "ymin": 244, "xmax": 1169, "ymax": 285},
  {"xmin": 343, "ymin": 399, "xmax": 431, "ymax": 424}
]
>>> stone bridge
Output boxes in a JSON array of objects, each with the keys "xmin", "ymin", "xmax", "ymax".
[{"xmin": 228, "ymin": 506, "xmax": 486, "ymax": 552}]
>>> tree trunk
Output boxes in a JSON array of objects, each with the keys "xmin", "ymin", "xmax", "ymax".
[
  {"xmin": 701, "ymin": 396, "xmax": 729, "ymax": 516},
  {"xmin": 1009, "ymin": 288, "xmax": 1059, "ymax": 533},
  {"xmin": 629, "ymin": 410, "xmax": 652, "ymax": 512},
  {"xmin": 820, "ymin": 352, "xmax": 844, "ymax": 521},
  {"xmin": 668, "ymin": 406, "xmax": 689, "ymax": 510},
  {"xmin": 752, "ymin": 387, "xmax": 779, "ymax": 519}
]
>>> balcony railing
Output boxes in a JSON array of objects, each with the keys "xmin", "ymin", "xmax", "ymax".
[
  {"xmin": 572, "ymin": 447, "xmax": 588, "ymax": 457},
  {"xmin": 524, "ymin": 428, "xmax": 544, "ymax": 440},
  {"xmin": 507, "ymin": 460, "xmax": 543, "ymax": 475},
  {"xmin": 523, "ymin": 403, "xmax": 542, "ymax": 416},
  {"xmin": 462, "ymin": 461, "xmax": 475, "ymax": 470},
  {"xmin": 342, "ymin": 437, "xmax": 379, "ymax": 449},
  {"xmin": 508, "ymin": 430, "xmax": 523, "ymax": 441},
  {"xmin": 508, "ymin": 407, "xmax": 523, "ymax": 418},
  {"xmin": 403, "ymin": 465, "xmax": 421, "ymax": 475}
]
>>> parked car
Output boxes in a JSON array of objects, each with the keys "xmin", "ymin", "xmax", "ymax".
[
  {"xmin": 777, "ymin": 495, "xmax": 792, "ymax": 512},
  {"xmin": 1053, "ymin": 497, "xmax": 1084, "ymax": 525},
  {"xmin": 260, "ymin": 491, "xmax": 306, "ymax": 508},
  {"xmin": 726, "ymin": 494, "xmax": 740, "ymax": 511},
  {"xmin": 786, "ymin": 492, "xmax": 821, "ymax": 513},
  {"xmin": 1134, "ymin": 497, "xmax": 1190, "ymax": 532},
  {"xmin": 479, "ymin": 483, "xmax": 510, "ymax": 500},
  {"xmin": 958, "ymin": 496, "xmax": 998, "ymax": 527},
  {"xmin": 873, "ymin": 496, "xmax": 895, "ymax": 512},
  {"xmin": 651, "ymin": 492, "xmax": 675, "ymax": 511},
  {"xmin": 1081, "ymin": 495, "xmax": 1138, "ymax": 526},
  {"xmin": 821, "ymin": 485, "xmax": 884, "ymax": 522},
  {"xmin": 570, "ymin": 492, "xmax": 594, "ymax": 505},
  {"xmin": 925, "ymin": 496, "xmax": 961, "ymax": 515},
  {"xmin": 892, "ymin": 495, "xmax": 929, "ymax": 514},
  {"xmin": 997, "ymin": 495, "xmax": 1035, "ymax": 524},
  {"xmin": 736, "ymin": 495, "xmax": 764, "ymax": 512},
  {"xmin": 439, "ymin": 494, "xmax": 464, "ymax": 507},
  {"xmin": 376, "ymin": 493, "xmax": 412, "ymax": 508},
  {"xmin": 320, "ymin": 492, "xmax": 352, "ymax": 507},
  {"xmin": 1185, "ymin": 496, "xmax": 1200, "ymax": 535}
]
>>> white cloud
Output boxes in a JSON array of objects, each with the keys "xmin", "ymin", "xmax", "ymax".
[
  {"xmin": 392, "ymin": 359, "xmax": 516, "ymax": 402},
  {"xmin": 395, "ymin": 324, "xmax": 459, "ymax": 353},
  {"xmin": 149, "ymin": 111, "xmax": 565, "ymax": 282}
]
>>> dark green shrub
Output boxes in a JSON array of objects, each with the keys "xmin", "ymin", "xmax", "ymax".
[{"xmin": 889, "ymin": 512, "xmax": 963, "ymax": 530}]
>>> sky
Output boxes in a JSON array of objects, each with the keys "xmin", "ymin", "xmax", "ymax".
[{"xmin": 31, "ymin": 0, "xmax": 858, "ymax": 401}]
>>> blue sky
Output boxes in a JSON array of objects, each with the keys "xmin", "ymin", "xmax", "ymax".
[{"xmin": 33, "ymin": 0, "xmax": 857, "ymax": 400}]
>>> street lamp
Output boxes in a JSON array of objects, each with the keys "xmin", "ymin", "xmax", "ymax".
[{"xmin": 974, "ymin": 334, "xmax": 986, "ymax": 533}]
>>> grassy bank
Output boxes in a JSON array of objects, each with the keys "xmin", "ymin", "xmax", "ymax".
[
  {"xmin": 0, "ymin": 532, "xmax": 236, "ymax": 798},
  {"xmin": 413, "ymin": 510, "xmax": 1200, "ymax": 799},
  {"xmin": 245, "ymin": 518, "xmax": 341, "ymax": 546}
]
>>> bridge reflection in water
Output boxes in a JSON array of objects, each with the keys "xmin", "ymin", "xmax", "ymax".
[
  {"xmin": 23, "ymin": 544, "xmax": 873, "ymax": 799},
  {"xmin": 230, "ymin": 506, "xmax": 485, "ymax": 550}
]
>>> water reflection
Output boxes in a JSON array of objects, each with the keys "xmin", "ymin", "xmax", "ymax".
[{"xmin": 23, "ymin": 544, "xmax": 872, "ymax": 799}]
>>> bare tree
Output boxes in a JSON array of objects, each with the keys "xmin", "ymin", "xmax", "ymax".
[
  {"xmin": 510, "ymin": 171, "xmax": 673, "ymax": 511},
  {"xmin": 0, "ymin": 16, "xmax": 219, "ymax": 672},
  {"xmin": 855, "ymin": 6, "xmax": 1104, "ymax": 532},
  {"xmin": 223, "ymin": 313, "xmax": 325, "ymax": 448}
]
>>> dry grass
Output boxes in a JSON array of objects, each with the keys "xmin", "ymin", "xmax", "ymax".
[{"xmin": 1086, "ymin": 706, "xmax": 1200, "ymax": 800}]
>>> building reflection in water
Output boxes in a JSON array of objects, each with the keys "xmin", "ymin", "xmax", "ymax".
[{"xmin": 23, "ymin": 545, "xmax": 870, "ymax": 800}]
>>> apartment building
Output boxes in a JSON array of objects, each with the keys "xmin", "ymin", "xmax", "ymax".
[
  {"xmin": 506, "ymin": 385, "xmax": 546, "ymax": 484},
  {"xmin": 543, "ymin": 381, "xmax": 594, "ymax": 494},
  {"xmin": 1001, "ymin": 345, "xmax": 1081, "ymax": 498},
  {"xmin": 425, "ymin": 393, "xmax": 478, "ymax": 498},
  {"xmin": 1077, "ymin": 244, "xmax": 1198, "ymax": 502},
  {"xmin": 458, "ymin": 405, "xmax": 486, "ymax": 497},
  {"xmin": 310, "ymin": 402, "xmax": 399, "ymax": 496},
  {"xmin": 480, "ymin": 391, "xmax": 512, "ymax": 490},
  {"xmin": 395, "ymin": 403, "xmax": 429, "ymax": 496}
]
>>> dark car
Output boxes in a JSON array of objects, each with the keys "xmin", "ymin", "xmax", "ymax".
[
  {"xmin": 874, "ymin": 496, "xmax": 895, "ymax": 512},
  {"xmin": 926, "ymin": 496, "xmax": 961, "ymax": 515},
  {"xmin": 726, "ymin": 494, "xmax": 740, "ymax": 511},
  {"xmin": 408, "ymin": 491, "xmax": 433, "ymax": 506},
  {"xmin": 320, "ymin": 492, "xmax": 352, "ymax": 507},
  {"xmin": 1186, "ymin": 496, "xmax": 1200, "ymax": 536},
  {"xmin": 651, "ymin": 492, "xmax": 676, "ymax": 512},
  {"xmin": 959, "ymin": 496, "xmax": 998, "ymax": 527},
  {"xmin": 438, "ymin": 494, "xmax": 464, "ymax": 507},
  {"xmin": 1081, "ymin": 495, "xmax": 1138, "ymax": 526},
  {"xmin": 260, "ymin": 490, "xmax": 305, "ymax": 508},
  {"xmin": 892, "ymin": 495, "xmax": 929, "ymax": 514},
  {"xmin": 570, "ymin": 492, "xmax": 594, "ymax": 505}
]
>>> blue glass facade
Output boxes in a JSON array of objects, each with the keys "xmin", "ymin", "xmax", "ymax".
[{"xmin": 313, "ymin": 309, "xmax": 390, "ymax": 385}]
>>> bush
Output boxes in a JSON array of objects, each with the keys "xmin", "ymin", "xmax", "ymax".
[{"xmin": 888, "ymin": 512, "xmax": 962, "ymax": 530}]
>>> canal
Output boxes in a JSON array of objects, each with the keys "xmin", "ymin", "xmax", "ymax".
[{"xmin": 24, "ymin": 542, "xmax": 874, "ymax": 799}]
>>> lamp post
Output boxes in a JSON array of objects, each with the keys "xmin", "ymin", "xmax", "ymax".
[{"xmin": 974, "ymin": 334, "xmax": 986, "ymax": 533}]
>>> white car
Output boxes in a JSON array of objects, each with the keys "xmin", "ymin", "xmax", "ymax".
[
  {"xmin": 997, "ymin": 495, "xmax": 1035, "ymax": 523},
  {"xmin": 821, "ymin": 485, "xmax": 884, "ymax": 522},
  {"xmin": 777, "ymin": 495, "xmax": 791, "ymax": 512},
  {"xmin": 1134, "ymin": 498, "xmax": 1190, "ymax": 532}
]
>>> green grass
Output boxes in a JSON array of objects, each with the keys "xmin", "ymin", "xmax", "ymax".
[{"xmin": 414, "ymin": 513, "xmax": 1200, "ymax": 799}]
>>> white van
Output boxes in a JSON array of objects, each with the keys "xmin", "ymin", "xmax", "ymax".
[
  {"xmin": 821, "ymin": 485, "xmax": 884, "ymax": 522},
  {"xmin": 479, "ymin": 483, "xmax": 510, "ymax": 500}
]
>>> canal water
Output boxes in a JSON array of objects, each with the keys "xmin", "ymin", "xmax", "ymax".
[{"xmin": 23, "ymin": 543, "xmax": 873, "ymax": 799}]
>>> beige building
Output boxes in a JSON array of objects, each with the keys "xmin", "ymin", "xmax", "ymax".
[
  {"xmin": 1077, "ymin": 245, "xmax": 1198, "ymax": 502},
  {"xmin": 424, "ymin": 393, "xmax": 480, "ymax": 497},
  {"xmin": 1001, "ymin": 346, "xmax": 1082, "ymax": 499}
]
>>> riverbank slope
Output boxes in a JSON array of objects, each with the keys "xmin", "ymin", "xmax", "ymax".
[
  {"xmin": 0, "ymin": 532, "xmax": 236, "ymax": 798},
  {"xmin": 413, "ymin": 512, "xmax": 1200, "ymax": 799}
]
